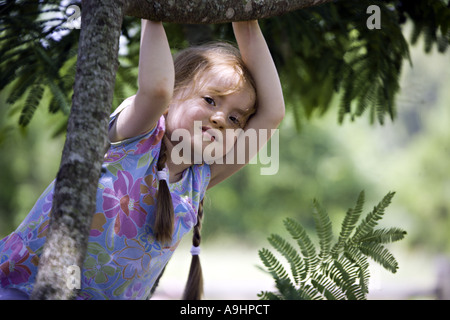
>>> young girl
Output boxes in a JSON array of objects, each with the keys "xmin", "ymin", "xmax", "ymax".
[{"xmin": 0, "ymin": 20, "xmax": 284, "ymax": 300}]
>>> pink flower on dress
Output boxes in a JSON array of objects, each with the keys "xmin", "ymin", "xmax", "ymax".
[
  {"xmin": 0, "ymin": 234, "xmax": 32, "ymax": 286},
  {"xmin": 134, "ymin": 132, "xmax": 160, "ymax": 155},
  {"xmin": 102, "ymin": 171, "xmax": 146, "ymax": 239}
]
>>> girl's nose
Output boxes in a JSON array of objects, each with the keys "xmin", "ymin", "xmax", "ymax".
[{"xmin": 210, "ymin": 112, "xmax": 226, "ymax": 129}]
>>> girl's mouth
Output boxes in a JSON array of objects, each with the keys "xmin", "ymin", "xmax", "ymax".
[{"xmin": 201, "ymin": 126, "xmax": 217, "ymax": 142}]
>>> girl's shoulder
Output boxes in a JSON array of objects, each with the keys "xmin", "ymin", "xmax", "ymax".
[{"xmin": 107, "ymin": 97, "xmax": 165, "ymax": 157}]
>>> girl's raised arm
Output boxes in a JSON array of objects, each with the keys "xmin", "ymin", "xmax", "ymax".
[
  {"xmin": 232, "ymin": 20, "xmax": 285, "ymax": 130},
  {"xmin": 209, "ymin": 20, "xmax": 285, "ymax": 188},
  {"xmin": 109, "ymin": 20, "xmax": 174, "ymax": 142}
]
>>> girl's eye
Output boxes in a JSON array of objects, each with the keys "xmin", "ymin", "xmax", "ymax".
[
  {"xmin": 203, "ymin": 97, "xmax": 216, "ymax": 106},
  {"xmin": 229, "ymin": 116, "xmax": 240, "ymax": 126}
]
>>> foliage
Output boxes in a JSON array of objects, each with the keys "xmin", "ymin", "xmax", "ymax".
[
  {"xmin": 258, "ymin": 191, "xmax": 407, "ymax": 300},
  {"xmin": 265, "ymin": 0, "xmax": 449, "ymax": 127},
  {"xmin": 0, "ymin": 0, "xmax": 140, "ymax": 137}
]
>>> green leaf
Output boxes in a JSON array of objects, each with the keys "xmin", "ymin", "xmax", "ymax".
[
  {"xmin": 358, "ymin": 227, "xmax": 407, "ymax": 244},
  {"xmin": 87, "ymin": 242, "xmax": 107, "ymax": 256},
  {"xmin": 268, "ymin": 234, "xmax": 305, "ymax": 284},
  {"xmin": 19, "ymin": 82, "xmax": 44, "ymax": 126},
  {"xmin": 284, "ymin": 217, "xmax": 318, "ymax": 276},
  {"xmin": 274, "ymin": 278, "xmax": 305, "ymax": 300},
  {"xmin": 258, "ymin": 248, "xmax": 290, "ymax": 282},
  {"xmin": 358, "ymin": 243, "xmax": 400, "ymax": 274},
  {"xmin": 331, "ymin": 190, "xmax": 365, "ymax": 257},
  {"xmin": 137, "ymin": 152, "xmax": 150, "ymax": 168},
  {"xmin": 46, "ymin": 78, "xmax": 71, "ymax": 115},
  {"xmin": 352, "ymin": 191, "xmax": 396, "ymax": 241},
  {"xmin": 312, "ymin": 199, "xmax": 333, "ymax": 260}
]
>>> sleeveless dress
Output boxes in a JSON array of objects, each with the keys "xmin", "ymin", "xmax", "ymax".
[{"xmin": 0, "ymin": 97, "xmax": 211, "ymax": 299}]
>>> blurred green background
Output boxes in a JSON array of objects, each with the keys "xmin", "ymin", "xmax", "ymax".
[{"xmin": 1, "ymin": 1, "xmax": 449, "ymax": 299}]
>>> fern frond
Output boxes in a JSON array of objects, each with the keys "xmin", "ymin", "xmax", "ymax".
[
  {"xmin": 301, "ymin": 283, "xmax": 323, "ymax": 300},
  {"xmin": 312, "ymin": 199, "xmax": 333, "ymax": 261},
  {"xmin": 357, "ymin": 243, "xmax": 399, "ymax": 274},
  {"xmin": 338, "ymin": 71, "xmax": 355, "ymax": 124},
  {"xmin": 311, "ymin": 273, "xmax": 346, "ymax": 300},
  {"xmin": 258, "ymin": 248, "xmax": 290, "ymax": 282},
  {"xmin": 354, "ymin": 82, "xmax": 373, "ymax": 118},
  {"xmin": 319, "ymin": 257, "xmax": 359, "ymax": 300},
  {"xmin": 19, "ymin": 82, "xmax": 44, "ymax": 126},
  {"xmin": 33, "ymin": 45, "xmax": 59, "ymax": 76},
  {"xmin": 331, "ymin": 190, "xmax": 365, "ymax": 257},
  {"xmin": 0, "ymin": 46, "xmax": 31, "ymax": 68},
  {"xmin": 358, "ymin": 227, "xmax": 407, "ymax": 244},
  {"xmin": 5, "ymin": 73, "xmax": 37, "ymax": 106},
  {"xmin": 331, "ymin": 258, "xmax": 367, "ymax": 300},
  {"xmin": 46, "ymin": 78, "xmax": 71, "ymax": 115},
  {"xmin": 284, "ymin": 218, "xmax": 319, "ymax": 276},
  {"xmin": 274, "ymin": 278, "xmax": 306, "ymax": 300},
  {"xmin": 344, "ymin": 246, "xmax": 370, "ymax": 294},
  {"xmin": 375, "ymin": 89, "xmax": 386, "ymax": 125},
  {"xmin": 268, "ymin": 234, "xmax": 305, "ymax": 285},
  {"xmin": 352, "ymin": 191, "xmax": 396, "ymax": 241}
]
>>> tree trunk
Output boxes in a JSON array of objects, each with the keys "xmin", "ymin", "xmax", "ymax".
[
  {"xmin": 125, "ymin": 0, "xmax": 333, "ymax": 23},
  {"xmin": 31, "ymin": 0, "xmax": 334, "ymax": 299},
  {"xmin": 31, "ymin": 0, "xmax": 124, "ymax": 300}
]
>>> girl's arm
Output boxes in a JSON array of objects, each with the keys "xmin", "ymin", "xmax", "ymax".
[
  {"xmin": 109, "ymin": 20, "xmax": 174, "ymax": 142},
  {"xmin": 233, "ymin": 20, "xmax": 285, "ymax": 129},
  {"xmin": 209, "ymin": 20, "xmax": 285, "ymax": 188}
]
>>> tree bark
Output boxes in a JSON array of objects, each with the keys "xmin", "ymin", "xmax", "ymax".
[
  {"xmin": 31, "ymin": 0, "xmax": 124, "ymax": 300},
  {"xmin": 124, "ymin": 0, "xmax": 334, "ymax": 24}
]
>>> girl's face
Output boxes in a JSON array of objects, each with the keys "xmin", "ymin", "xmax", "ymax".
[{"xmin": 165, "ymin": 66, "xmax": 256, "ymax": 164}]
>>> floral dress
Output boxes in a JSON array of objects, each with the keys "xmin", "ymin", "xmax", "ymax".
[{"xmin": 0, "ymin": 97, "xmax": 211, "ymax": 299}]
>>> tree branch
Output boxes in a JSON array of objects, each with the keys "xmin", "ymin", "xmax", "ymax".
[{"xmin": 124, "ymin": 0, "xmax": 335, "ymax": 24}]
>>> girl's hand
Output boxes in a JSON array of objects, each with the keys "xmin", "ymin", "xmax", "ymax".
[{"xmin": 109, "ymin": 20, "xmax": 174, "ymax": 142}]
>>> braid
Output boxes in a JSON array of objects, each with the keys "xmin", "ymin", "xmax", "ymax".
[
  {"xmin": 154, "ymin": 139, "xmax": 174, "ymax": 243},
  {"xmin": 182, "ymin": 199, "xmax": 204, "ymax": 300},
  {"xmin": 192, "ymin": 199, "xmax": 203, "ymax": 247}
]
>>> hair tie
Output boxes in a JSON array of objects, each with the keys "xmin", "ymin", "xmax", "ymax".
[
  {"xmin": 156, "ymin": 167, "xmax": 168, "ymax": 182},
  {"xmin": 190, "ymin": 245, "xmax": 201, "ymax": 256}
]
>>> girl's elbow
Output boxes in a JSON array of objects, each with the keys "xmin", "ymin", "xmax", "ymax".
[
  {"xmin": 139, "ymin": 83, "xmax": 173, "ymax": 105},
  {"xmin": 152, "ymin": 85, "xmax": 173, "ymax": 103}
]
